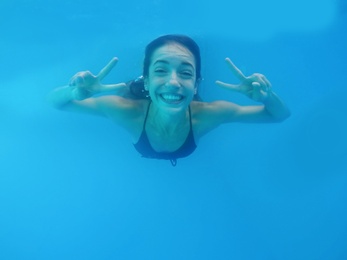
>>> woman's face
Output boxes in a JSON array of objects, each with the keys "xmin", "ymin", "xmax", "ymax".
[{"xmin": 145, "ymin": 43, "xmax": 197, "ymax": 113}]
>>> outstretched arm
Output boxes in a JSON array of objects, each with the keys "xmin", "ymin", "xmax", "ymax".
[
  {"xmin": 47, "ymin": 57, "xmax": 127, "ymax": 117},
  {"xmin": 215, "ymin": 58, "xmax": 291, "ymax": 123}
]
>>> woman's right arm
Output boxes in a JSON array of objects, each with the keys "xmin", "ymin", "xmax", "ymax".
[{"xmin": 47, "ymin": 57, "xmax": 128, "ymax": 117}]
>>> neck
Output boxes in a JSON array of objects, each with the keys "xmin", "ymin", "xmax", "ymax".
[{"xmin": 149, "ymin": 105, "xmax": 189, "ymax": 134}]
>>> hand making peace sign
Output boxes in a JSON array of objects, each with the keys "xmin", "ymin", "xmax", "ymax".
[
  {"xmin": 69, "ymin": 57, "xmax": 126, "ymax": 100},
  {"xmin": 216, "ymin": 58, "xmax": 272, "ymax": 102}
]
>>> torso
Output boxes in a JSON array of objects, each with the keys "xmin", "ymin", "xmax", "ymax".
[
  {"xmin": 134, "ymin": 100, "xmax": 196, "ymax": 158},
  {"xmin": 106, "ymin": 97, "xmax": 222, "ymax": 151}
]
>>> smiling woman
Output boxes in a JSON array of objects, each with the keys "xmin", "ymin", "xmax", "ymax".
[{"xmin": 47, "ymin": 34, "xmax": 290, "ymax": 166}]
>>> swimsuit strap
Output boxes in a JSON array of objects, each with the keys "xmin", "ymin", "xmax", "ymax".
[
  {"xmin": 188, "ymin": 105, "xmax": 192, "ymax": 129},
  {"xmin": 143, "ymin": 101, "xmax": 191, "ymax": 132},
  {"xmin": 142, "ymin": 100, "xmax": 152, "ymax": 131},
  {"xmin": 135, "ymin": 102, "xmax": 194, "ymax": 167}
]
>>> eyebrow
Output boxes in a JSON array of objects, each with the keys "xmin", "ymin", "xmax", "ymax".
[{"xmin": 153, "ymin": 59, "xmax": 195, "ymax": 69}]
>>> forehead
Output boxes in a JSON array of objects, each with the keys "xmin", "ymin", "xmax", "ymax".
[{"xmin": 151, "ymin": 43, "xmax": 196, "ymax": 67}]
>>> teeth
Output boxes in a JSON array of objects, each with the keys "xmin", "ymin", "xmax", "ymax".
[{"xmin": 161, "ymin": 94, "xmax": 182, "ymax": 101}]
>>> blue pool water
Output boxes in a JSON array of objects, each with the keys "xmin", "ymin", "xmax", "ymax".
[{"xmin": 1, "ymin": 1, "xmax": 346, "ymax": 259}]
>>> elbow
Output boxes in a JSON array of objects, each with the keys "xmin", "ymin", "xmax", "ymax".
[
  {"xmin": 46, "ymin": 95, "xmax": 60, "ymax": 110},
  {"xmin": 46, "ymin": 88, "xmax": 75, "ymax": 111},
  {"xmin": 273, "ymin": 109, "xmax": 291, "ymax": 123},
  {"xmin": 46, "ymin": 95, "xmax": 69, "ymax": 111}
]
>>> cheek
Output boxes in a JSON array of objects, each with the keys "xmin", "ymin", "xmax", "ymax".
[
  {"xmin": 187, "ymin": 80, "xmax": 197, "ymax": 92},
  {"xmin": 147, "ymin": 76, "xmax": 164, "ymax": 87}
]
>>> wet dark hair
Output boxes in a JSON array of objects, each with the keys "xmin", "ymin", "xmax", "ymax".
[
  {"xmin": 143, "ymin": 34, "xmax": 201, "ymax": 80},
  {"xmin": 124, "ymin": 76, "xmax": 149, "ymax": 100},
  {"xmin": 127, "ymin": 34, "xmax": 202, "ymax": 101}
]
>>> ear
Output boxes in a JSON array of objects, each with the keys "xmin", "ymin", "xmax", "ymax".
[
  {"xmin": 144, "ymin": 77, "xmax": 149, "ymax": 91},
  {"xmin": 194, "ymin": 79, "xmax": 200, "ymax": 95}
]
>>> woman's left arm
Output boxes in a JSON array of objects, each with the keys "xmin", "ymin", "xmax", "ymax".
[{"xmin": 215, "ymin": 58, "xmax": 291, "ymax": 123}]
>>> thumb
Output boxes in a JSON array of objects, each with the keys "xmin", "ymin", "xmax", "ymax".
[
  {"xmin": 251, "ymin": 82, "xmax": 263, "ymax": 101},
  {"xmin": 216, "ymin": 80, "xmax": 239, "ymax": 92}
]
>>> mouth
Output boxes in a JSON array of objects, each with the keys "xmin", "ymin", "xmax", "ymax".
[{"xmin": 159, "ymin": 93, "xmax": 184, "ymax": 104}]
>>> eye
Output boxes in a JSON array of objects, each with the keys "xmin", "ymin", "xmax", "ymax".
[
  {"xmin": 180, "ymin": 70, "xmax": 194, "ymax": 78},
  {"xmin": 154, "ymin": 68, "xmax": 167, "ymax": 74}
]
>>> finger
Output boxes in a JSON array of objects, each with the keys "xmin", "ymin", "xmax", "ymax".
[
  {"xmin": 69, "ymin": 71, "xmax": 90, "ymax": 86},
  {"xmin": 225, "ymin": 58, "xmax": 246, "ymax": 81},
  {"xmin": 251, "ymin": 74, "xmax": 269, "ymax": 92},
  {"xmin": 257, "ymin": 78, "xmax": 269, "ymax": 92},
  {"xmin": 69, "ymin": 75, "xmax": 81, "ymax": 86},
  {"xmin": 97, "ymin": 57, "xmax": 119, "ymax": 80},
  {"xmin": 252, "ymin": 82, "xmax": 261, "ymax": 90},
  {"xmin": 261, "ymin": 75, "xmax": 272, "ymax": 90},
  {"xmin": 252, "ymin": 82, "xmax": 266, "ymax": 97},
  {"xmin": 215, "ymin": 80, "xmax": 240, "ymax": 92},
  {"xmin": 72, "ymin": 71, "xmax": 97, "ymax": 87},
  {"xmin": 251, "ymin": 82, "xmax": 262, "ymax": 101},
  {"xmin": 99, "ymin": 83, "xmax": 127, "ymax": 92}
]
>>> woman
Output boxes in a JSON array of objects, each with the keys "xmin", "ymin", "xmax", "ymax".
[{"xmin": 48, "ymin": 34, "xmax": 290, "ymax": 166}]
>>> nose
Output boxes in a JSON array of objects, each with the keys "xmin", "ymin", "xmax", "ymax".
[{"xmin": 166, "ymin": 72, "xmax": 181, "ymax": 87}]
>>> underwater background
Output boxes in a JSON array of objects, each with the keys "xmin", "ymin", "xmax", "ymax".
[{"xmin": 1, "ymin": 0, "xmax": 346, "ymax": 259}]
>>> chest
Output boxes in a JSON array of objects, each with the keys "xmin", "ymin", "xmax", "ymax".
[{"xmin": 144, "ymin": 121, "xmax": 191, "ymax": 152}]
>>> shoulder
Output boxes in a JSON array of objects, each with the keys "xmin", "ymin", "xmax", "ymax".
[
  {"xmin": 191, "ymin": 100, "xmax": 273, "ymax": 125},
  {"xmin": 191, "ymin": 100, "xmax": 240, "ymax": 121},
  {"xmin": 96, "ymin": 96, "xmax": 150, "ymax": 139},
  {"xmin": 95, "ymin": 96, "xmax": 149, "ymax": 119},
  {"xmin": 190, "ymin": 100, "xmax": 241, "ymax": 138}
]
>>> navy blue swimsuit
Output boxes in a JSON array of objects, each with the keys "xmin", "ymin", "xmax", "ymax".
[{"xmin": 133, "ymin": 101, "xmax": 197, "ymax": 166}]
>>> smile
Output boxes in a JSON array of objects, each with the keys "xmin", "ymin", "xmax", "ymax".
[{"xmin": 159, "ymin": 93, "xmax": 184, "ymax": 103}]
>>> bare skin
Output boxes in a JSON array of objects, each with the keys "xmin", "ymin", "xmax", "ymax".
[{"xmin": 48, "ymin": 44, "xmax": 290, "ymax": 153}]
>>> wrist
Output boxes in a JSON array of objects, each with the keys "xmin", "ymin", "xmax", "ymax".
[
  {"xmin": 70, "ymin": 86, "xmax": 89, "ymax": 101},
  {"xmin": 70, "ymin": 87, "xmax": 80, "ymax": 100},
  {"xmin": 262, "ymin": 90, "xmax": 275, "ymax": 104}
]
